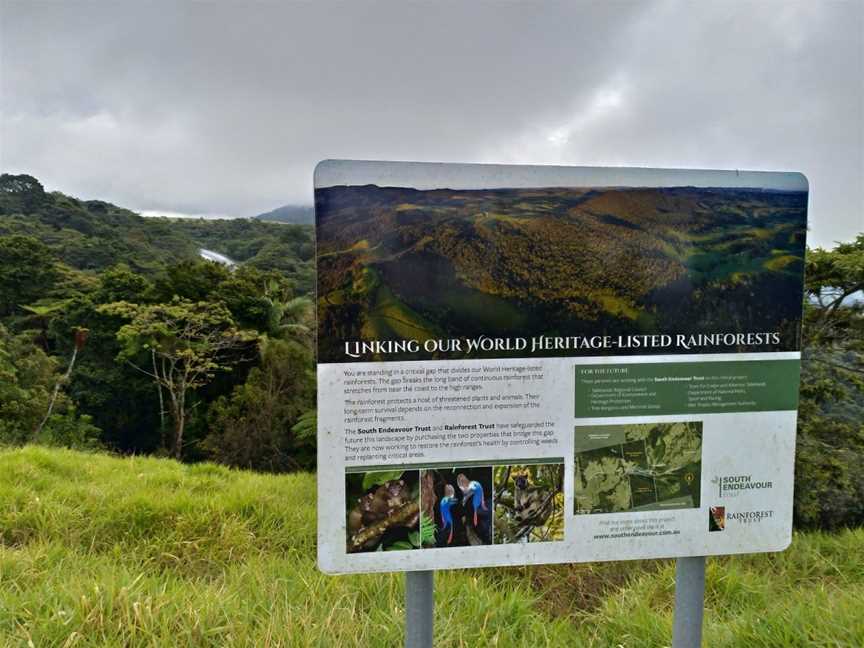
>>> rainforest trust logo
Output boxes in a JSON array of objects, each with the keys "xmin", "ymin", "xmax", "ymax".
[
  {"xmin": 711, "ymin": 474, "xmax": 773, "ymax": 498},
  {"xmin": 726, "ymin": 509, "xmax": 774, "ymax": 524},
  {"xmin": 710, "ymin": 506, "xmax": 775, "ymax": 530}
]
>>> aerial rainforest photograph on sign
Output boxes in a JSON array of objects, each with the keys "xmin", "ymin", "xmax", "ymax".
[{"xmin": 315, "ymin": 177, "xmax": 808, "ymax": 363}]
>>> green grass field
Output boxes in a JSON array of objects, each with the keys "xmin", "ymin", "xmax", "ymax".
[{"xmin": 1, "ymin": 447, "xmax": 861, "ymax": 647}]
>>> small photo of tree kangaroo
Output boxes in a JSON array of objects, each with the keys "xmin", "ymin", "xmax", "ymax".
[{"xmin": 494, "ymin": 462, "xmax": 565, "ymax": 544}]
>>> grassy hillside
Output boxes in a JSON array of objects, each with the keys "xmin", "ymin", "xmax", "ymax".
[{"xmin": 1, "ymin": 447, "xmax": 861, "ymax": 647}]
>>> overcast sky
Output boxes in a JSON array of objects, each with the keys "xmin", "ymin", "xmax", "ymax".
[{"xmin": 1, "ymin": 1, "xmax": 861, "ymax": 247}]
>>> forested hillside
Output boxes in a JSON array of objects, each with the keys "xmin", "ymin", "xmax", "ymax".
[
  {"xmin": 0, "ymin": 174, "xmax": 314, "ymax": 288},
  {"xmin": 0, "ymin": 173, "xmax": 316, "ymax": 469}
]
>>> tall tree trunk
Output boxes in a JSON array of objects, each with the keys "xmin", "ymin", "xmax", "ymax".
[
  {"xmin": 172, "ymin": 386, "xmax": 186, "ymax": 460},
  {"xmin": 174, "ymin": 410, "xmax": 185, "ymax": 460},
  {"xmin": 167, "ymin": 389, "xmax": 183, "ymax": 459},
  {"xmin": 35, "ymin": 346, "xmax": 78, "ymax": 437},
  {"xmin": 152, "ymin": 349, "xmax": 166, "ymax": 446}
]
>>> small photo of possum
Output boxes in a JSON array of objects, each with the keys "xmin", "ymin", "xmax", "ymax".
[
  {"xmin": 421, "ymin": 466, "xmax": 493, "ymax": 548},
  {"xmin": 494, "ymin": 463, "xmax": 565, "ymax": 544},
  {"xmin": 345, "ymin": 469, "xmax": 420, "ymax": 553}
]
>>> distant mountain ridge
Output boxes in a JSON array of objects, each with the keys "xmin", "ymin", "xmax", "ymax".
[{"xmin": 254, "ymin": 204, "xmax": 314, "ymax": 224}]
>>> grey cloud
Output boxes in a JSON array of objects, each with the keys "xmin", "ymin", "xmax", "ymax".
[{"xmin": 1, "ymin": 0, "xmax": 860, "ymax": 247}]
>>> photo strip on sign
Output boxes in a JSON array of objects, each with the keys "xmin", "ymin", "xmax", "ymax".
[{"xmin": 314, "ymin": 160, "xmax": 807, "ymax": 574}]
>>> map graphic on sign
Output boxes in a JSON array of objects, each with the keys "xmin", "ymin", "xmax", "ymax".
[{"xmin": 574, "ymin": 422, "xmax": 702, "ymax": 515}]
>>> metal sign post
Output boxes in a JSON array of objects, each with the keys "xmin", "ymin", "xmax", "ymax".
[
  {"xmin": 405, "ymin": 570, "xmax": 434, "ymax": 648},
  {"xmin": 404, "ymin": 558, "xmax": 705, "ymax": 647},
  {"xmin": 672, "ymin": 556, "xmax": 706, "ymax": 647}
]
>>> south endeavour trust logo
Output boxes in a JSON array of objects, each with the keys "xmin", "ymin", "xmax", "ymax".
[{"xmin": 711, "ymin": 474, "xmax": 773, "ymax": 498}]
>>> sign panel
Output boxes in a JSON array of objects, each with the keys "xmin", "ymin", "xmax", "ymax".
[{"xmin": 314, "ymin": 160, "xmax": 807, "ymax": 574}]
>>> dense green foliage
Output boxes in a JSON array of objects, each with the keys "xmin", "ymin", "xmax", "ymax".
[
  {"xmin": 203, "ymin": 337, "xmax": 316, "ymax": 471},
  {"xmin": 0, "ymin": 174, "xmax": 195, "ymax": 273},
  {"xmin": 795, "ymin": 235, "xmax": 864, "ymax": 528},
  {"xmin": 0, "ymin": 326, "xmax": 99, "ymax": 448},
  {"xmin": 0, "ymin": 174, "xmax": 315, "ymax": 467},
  {"xmin": 0, "ymin": 446, "xmax": 862, "ymax": 646}
]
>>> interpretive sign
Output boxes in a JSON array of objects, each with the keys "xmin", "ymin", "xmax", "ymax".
[{"xmin": 314, "ymin": 160, "xmax": 807, "ymax": 574}]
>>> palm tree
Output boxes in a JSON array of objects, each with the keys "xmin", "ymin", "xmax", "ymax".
[{"xmin": 263, "ymin": 279, "xmax": 314, "ymax": 343}]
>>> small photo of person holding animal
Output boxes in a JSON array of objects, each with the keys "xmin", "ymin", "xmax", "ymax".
[
  {"xmin": 420, "ymin": 467, "xmax": 493, "ymax": 548},
  {"xmin": 494, "ymin": 463, "xmax": 565, "ymax": 544}
]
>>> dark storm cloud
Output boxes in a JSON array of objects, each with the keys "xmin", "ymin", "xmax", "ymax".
[{"xmin": 1, "ymin": 1, "xmax": 861, "ymax": 246}]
